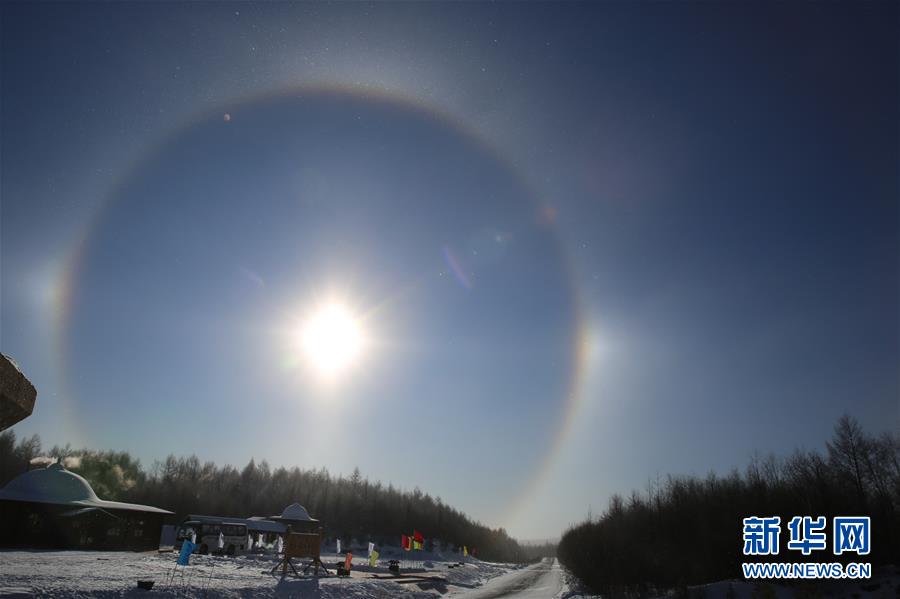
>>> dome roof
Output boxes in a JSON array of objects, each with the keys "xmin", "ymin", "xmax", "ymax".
[
  {"xmin": 277, "ymin": 502, "xmax": 316, "ymax": 522},
  {"xmin": 0, "ymin": 463, "xmax": 171, "ymax": 514},
  {"xmin": 1, "ymin": 463, "xmax": 100, "ymax": 503}
]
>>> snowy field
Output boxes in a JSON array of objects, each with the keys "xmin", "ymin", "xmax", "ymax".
[
  {"xmin": 0, "ymin": 549, "xmax": 546, "ymax": 598},
  {"xmin": 4, "ymin": 551, "xmax": 892, "ymax": 598}
]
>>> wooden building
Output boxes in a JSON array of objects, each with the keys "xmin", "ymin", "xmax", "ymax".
[{"xmin": 0, "ymin": 463, "xmax": 172, "ymax": 551}]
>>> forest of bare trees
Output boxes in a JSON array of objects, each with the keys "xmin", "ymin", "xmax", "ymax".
[
  {"xmin": 0, "ymin": 432, "xmax": 545, "ymax": 562},
  {"xmin": 557, "ymin": 416, "xmax": 900, "ymax": 596}
]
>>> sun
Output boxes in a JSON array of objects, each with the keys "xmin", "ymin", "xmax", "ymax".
[{"xmin": 297, "ymin": 301, "xmax": 365, "ymax": 380}]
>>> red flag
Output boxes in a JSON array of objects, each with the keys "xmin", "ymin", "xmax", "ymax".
[
  {"xmin": 413, "ymin": 530, "xmax": 424, "ymax": 543},
  {"xmin": 401, "ymin": 535, "xmax": 410, "ymax": 550}
]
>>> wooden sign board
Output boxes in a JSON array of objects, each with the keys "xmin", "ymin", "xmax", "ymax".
[
  {"xmin": 285, "ymin": 533, "xmax": 320, "ymax": 559},
  {"xmin": 272, "ymin": 532, "xmax": 330, "ymax": 578}
]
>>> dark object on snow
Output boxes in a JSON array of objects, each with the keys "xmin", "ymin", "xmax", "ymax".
[
  {"xmin": 336, "ymin": 563, "xmax": 350, "ymax": 577},
  {"xmin": 0, "ymin": 354, "xmax": 36, "ymax": 432},
  {"xmin": 137, "ymin": 580, "xmax": 154, "ymax": 590},
  {"xmin": 392, "ymin": 576, "xmax": 448, "ymax": 585},
  {"xmin": 388, "ymin": 559, "xmax": 400, "ymax": 574},
  {"xmin": 371, "ymin": 574, "xmax": 449, "ymax": 584}
]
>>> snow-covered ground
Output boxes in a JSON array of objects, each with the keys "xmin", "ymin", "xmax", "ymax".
[
  {"xmin": 0, "ymin": 549, "xmax": 543, "ymax": 598},
  {"xmin": 448, "ymin": 558, "xmax": 567, "ymax": 598},
  {"xmin": 8, "ymin": 550, "xmax": 892, "ymax": 598}
]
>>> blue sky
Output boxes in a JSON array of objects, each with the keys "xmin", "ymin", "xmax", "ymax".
[{"xmin": 1, "ymin": 2, "xmax": 897, "ymax": 540}]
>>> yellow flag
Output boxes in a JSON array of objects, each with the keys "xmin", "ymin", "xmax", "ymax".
[
  {"xmin": 463, "ymin": 545, "xmax": 468, "ymax": 557},
  {"xmin": 369, "ymin": 550, "xmax": 379, "ymax": 567}
]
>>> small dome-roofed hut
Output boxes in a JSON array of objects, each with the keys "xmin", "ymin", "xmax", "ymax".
[
  {"xmin": 0, "ymin": 463, "xmax": 172, "ymax": 551},
  {"xmin": 268, "ymin": 502, "xmax": 320, "ymax": 533}
]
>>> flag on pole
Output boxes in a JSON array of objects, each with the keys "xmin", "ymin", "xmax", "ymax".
[
  {"xmin": 336, "ymin": 539, "xmax": 341, "ymax": 554},
  {"xmin": 413, "ymin": 530, "xmax": 424, "ymax": 550},
  {"xmin": 344, "ymin": 552, "xmax": 353, "ymax": 572},
  {"xmin": 276, "ymin": 535, "xmax": 284, "ymax": 554},
  {"xmin": 401, "ymin": 535, "xmax": 410, "ymax": 551},
  {"xmin": 369, "ymin": 549, "xmax": 379, "ymax": 567},
  {"xmin": 368, "ymin": 542, "xmax": 375, "ymax": 557},
  {"xmin": 178, "ymin": 541, "xmax": 196, "ymax": 566},
  {"xmin": 217, "ymin": 531, "xmax": 225, "ymax": 551},
  {"xmin": 463, "ymin": 545, "xmax": 468, "ymax": 557}
]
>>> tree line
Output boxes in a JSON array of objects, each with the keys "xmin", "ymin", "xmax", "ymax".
[
  {"xmin": 0, "ymin": 432, "xmax": 548, "ymax": 562},
  {"xmin": 557, "ymin": 415, "xmax": 900, "ymax": 596}
]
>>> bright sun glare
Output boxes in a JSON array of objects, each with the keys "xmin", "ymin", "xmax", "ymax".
[{"xmin": 298, "ymin": 302, "xmax": 365, "ymax": 380}]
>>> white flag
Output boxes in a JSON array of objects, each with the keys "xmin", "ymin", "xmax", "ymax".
[
  {"xmin": 336, "ymin": 539, "xmax": 341, "ymax": 554},
  {"xmin": 368, "ymin": 542, "xmax": 374, "ymax": 557},
  {"xmin": 248, "ymin": 534, "xmax": 253, "ymax": 550},
  {"xmin": 276, "ymin": 535, "xmax": 284, "ymax": 554},
  {"xmin": 218, "ymin": 531, "xmax": 224, "ymax": 550},
  {"xmin": 257, "ymin": 533, "xmax": 263, "ymax": 547}
]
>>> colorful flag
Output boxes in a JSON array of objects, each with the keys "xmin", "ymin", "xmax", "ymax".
[
  {"xmin": 344, "ymin": 552, "xmax": 353, "ymax": 572},
  {"xmin": 177, "ymin": 541, "xmax": 196, "ymax": 566},
  {"xmin": 401, "ymin": 535, "xmax": 410, "ymax": 551},
  {"xmin": 413, "ymin": 530, "xmax": 424, "ymax": 543},
  {"xmin": 414, "ymin": 540, "xmax": 423, "ymax": 550},
  {"xmin": 463, "ymin": 545, "xmax": 468, "ymax": 557},
  {"xmin": 369, "ymin": 549, "xmax": 379, "ymax": 567}
]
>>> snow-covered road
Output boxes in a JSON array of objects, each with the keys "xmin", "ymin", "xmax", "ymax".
[{"xmin": 452, "ymin": 558, "xmax": 565, "ymax": 598}]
